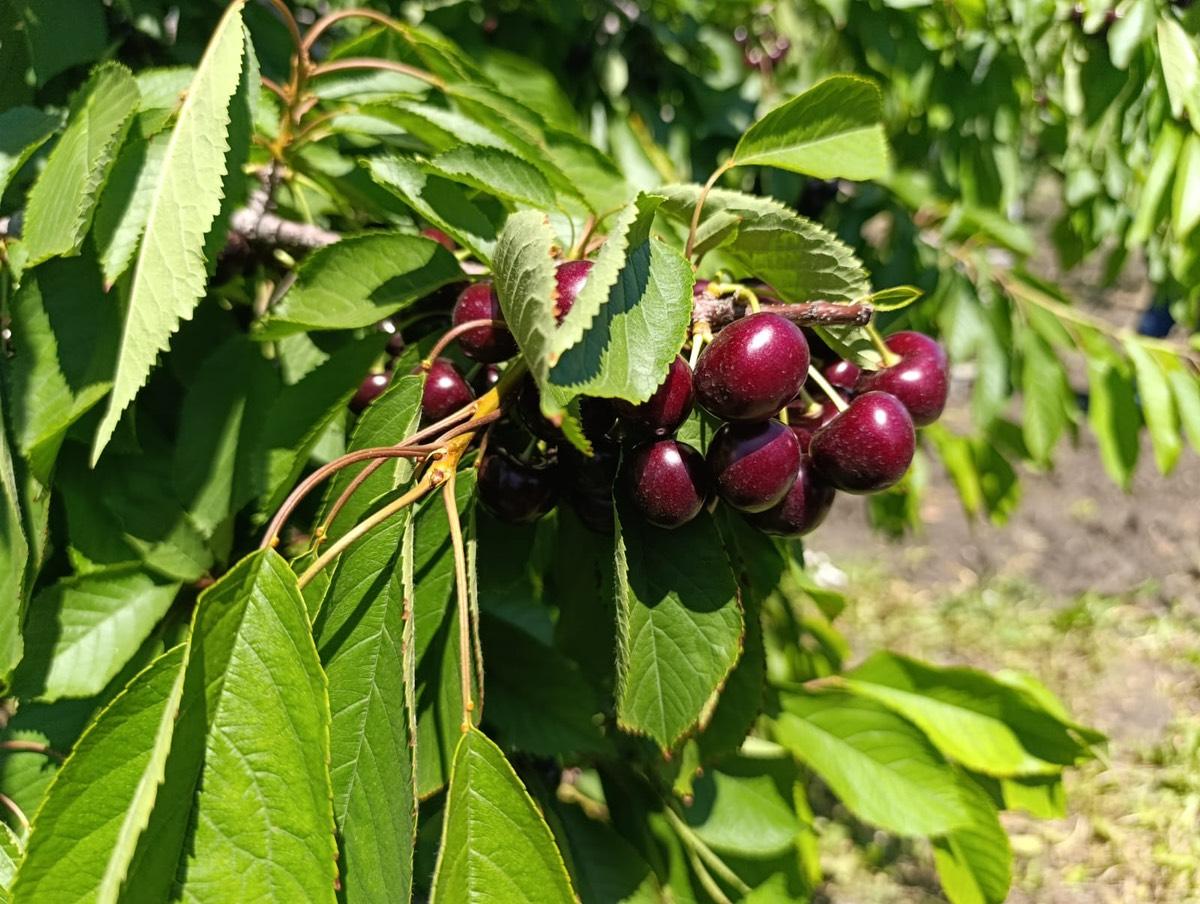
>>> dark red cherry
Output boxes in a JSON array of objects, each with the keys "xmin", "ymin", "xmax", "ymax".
[
  {"xmin": 694, "ymin": 313, "xmax": 809, "ymax": 421},
  {"xmin": 473, "ymin": 363, "xmax": 502, "ymax": 394},
  {"xmin": 809, "ymin": 391, "xmax": 915, "ymax": 493},
  {"xmin": 421, "ymin": 227, "xmax": 456, "ymax": 250},
  {"xmin": 452, "ymin": 282, "xmax": 518, "ymax": 363},
  {"xmin": 350, "ymin": 372, "xmax": 390, "ymax": 413},
  {"xmin": 554, "ymin": 260, "xmax": 593, "ymax": 323},
  {"xmin": 614, "ymin": 356, "xmax": 694, "ymax": 437},
  {"xmin": 626, "ymin": 440, "xmax": 709, "ymax": 529},
  {"xmin": 823, "ymin": 359, "xmax": 861, "ymax": 392},
  {"xmin": 745, "ymin": 456, "xmax": 835, "ymax": 537},
  {"xmin": 559, "ymin": 442, "xmax": 620, "ymax": 498},
  {"xmin": 856, "ymin": 331, "xmax": 949, "ymax": 427},
  {"xmin": 515, "ymin": 377, "xmax": 617, "ymax": 446},
  {"xmin": 477, "ymin": 452, "xmax": 557, "ymax": 523},
  {"xmin": 707, "ymin": 419, "xmax": 801, "ymax": 513},
  {"xmin": 421, "ymin": 358, "xmax": 475, "ymax": 423},
  {"xmin": 786, "ymin": 400, "xmax": 838, "ymax": 452},
  {"xmin": 378, "ymin": 318, "xmax": 406, "ymax": 356}
]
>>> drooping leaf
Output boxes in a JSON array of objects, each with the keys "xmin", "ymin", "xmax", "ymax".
[
  {"xmin": 1020, "ymin": 331, "xmax": 1072, "ymax": 466},
  {"xmin": 772, "ymin": 690, "xmax": 971, "ymax": 837},
  {"xmin": 120, "ymin": 550, "xmax": 337, "ymax": 902},
  {"xmin": 684, "ymin": 756, "xmax": 799, "ymax": 859},
  {"xmin": 92, "ymin": 127, "xmax": 171, "ymax": 288},
  {"xmin": 256, "ymin": 232, "xmax": 463, "ymax": 338},
  {"xmin": 1167, "ymin": 364, "xmax": 1200, "ymax": 455},
  {"xmin": 92, "ymin": 2, "xmax": 257, "ymax": 462},
  {"xmin": 1159, "ymin": 17, "xmax": 1200, "ymax": 123},
  {"xmin": 1125, "ymin": 340, "xmax": 1183, "ymax": 474},
  {"xmin": 314, "ymin": 502, "xmax": 416, "ymax": 904},
  {"xmin": 1172, "ymin": 132, "xmax": 1200, "ymax": 237},
  {"xmin": 12, "ymin": 566, "xmax": 178, "ymax": 703},
  {"xmin": 654, "ymin": 185, "xmax": 869, "ymax": 301},
  {"xmin": 1080, "ymin": 332, "xmax": 1140, "ymax": 489},
  {"xmin": 732, "ymin": 76, "xmax": 891, "ymax": 181},
  {"xmin": 1001, "ymin": 774, "xmax": 1066, "ymax": 819},
  {"xmin": 21, "ymin": 62, "xmax": 139, "ymax": 265},
  {"xmin": 12, "ymin": 0, "xmax": 107, "ymax": 87},
  {"xmin": 932, "ymin": 775, "xmax": 1012, "ymax": 904},
  {"xmin": 0, "ymin": 822, "xmax": 19, "ymax": 894},
  {"xmin": 842, "ymin": 652, "xmax": 1089, "ymax": 776},
  {"xmin": 11, "ymin": 645, "xmax": 187, "ymax": 904},
  {"xmin": 0, "ymin": 106, "xmax": 61, "ymax": 199},
  {"xmin": 430, "ymin": 728, "xmax": 577, "ymax": 904},
  {"xmin": 614, "ymin": 503, "xmax": 743, "ymax": 751},
  {"xmin": 550, "ymin": 799, "xmax": 662, "ymax": 904},
  {"xmin": 492, "ymin": 209, "xmax": 560, "ymax": 388},
  {"xmin": 0, "ymin": 392, "xmax": 30, "ymax": 682}
]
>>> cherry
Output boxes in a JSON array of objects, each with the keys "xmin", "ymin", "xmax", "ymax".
[
  {"xmin": 568, "ymin": 491, "xmax": 615, "ymax": 534},
  {"xmin": 785, "ymin": 400, "xmax": 838, "ymax": 452},
  {"xmin": 516, "ymin": 376, "xmax": 617, "ymax": 445},
  {"xmin": 477, "ymin": 451, "xmax": 557, "ymax": 524},
  {"xmin": 559, "ymin": 443, "xmax": 619, "ymax": 498},
  {"xmin": 626, "ymin": 440, "xmax": 709, "ymax": 529},
  {"xmin": 856, "ymin": 331, "xmax": 948, "ymax": 427},
  {"xmin": 421, "ymin": 227, "xmax": 456, "ymax": 250},
  {"xmin": 452, "ymin": 281, "xmax": 517, "ymax": 363},
  {"xmin": 694, "ymin": 312, "xmax": 809, "ymax": 421},
  {"xmin": 707, "ymin": 419, "xmax": 801, "ymax": 513},
  {"xmin": 745, "ymin": 455, "xmax": 835, "ymax": 537},
  {"xmin": 421, "ymin": 358, "xmax": 474, "ymax": 423},
  {"xmin": 614, "ymin": 355, "xmax": 694, "ymax": 437},
  {"xmin": 350, "ymin": 372, "xmax": 390, "ymax": 413},
  {"xmin": 473, "ymin": 363, "xmax": 502, "ymax": 394},
  {"xmin": 377, "ymin": 318, "xmax": 406, "ymax": 356},
  {"xmin": 809, "ymin": 391, "xmax": 915, "ymax": 493},
  {"xmin": 554, "ymin": 260, "xmax": 593, "ymax": 323},
  {"xmin": 823, "ymin": 359, "xmax": 861, "ymax": 392}
]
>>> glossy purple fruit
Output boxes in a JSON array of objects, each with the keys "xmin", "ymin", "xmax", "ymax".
[
  {"xmin": 694, "ymin": 313, "xmax": 809, "ymax": 421},
  {"xmin": 823, "ymin": 359, "xmax": 861, "ymax": 392},
  {"xmin": 421, "ymin": 358, "xmax": 475, "ymax": 423},
  {"xmin": 477, "ymin": 452, "xmax": 557, "ymax": 523},
  {"xmin": 421, "ymin": 227, "xmax": 455, "ymax": 250},
  {"xmin": 856, "ymin": 331, "xmax": 949, "ymax": 427},
  {"xmin": 559, "ymin": 442, "xmax": 620, "ymax": 498},
  {"xmin": 786, "ymin": 400, "xmax": 838, "ymax": 452},
  {"xmin": 453, "ymin": 282, "xmax": 518, "ymax": 362},
  {"xmin": 809, "ymin": 391, "xmax": 915, "ymax": 493},
  {"xmin": 554, "ymin": 260, "xmax": 593, "ymax": 323},
  {"xmin": 516, "ymin": 376, "xmax": 617, "ymax": 445},
  {"xmin": 745, "ymin": 456, "xmax": 835, "ymax": 537},
  {"xmin": 614, "ymin": 356, "xmax": 694, "ymax": 436},
  {"xmin": 350, "ymin": 372, "xmax": 390, "ymax": 413},
  {"xmin": 707, "ymin": 419, "xmax": 801, "ymax": 513},
  {"xmin": 627, "ymin": 440, "xmax": 709, "ymax": 529}
]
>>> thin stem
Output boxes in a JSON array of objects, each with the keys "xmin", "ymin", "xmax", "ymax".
[
  {"xmin": 0, "ymin": 739, "xmax": 64, "ymax": 761},
  {"xmin": 0, "ymin": 792, "xmax": 28, "ymax": 834},
  {"xmin": 264, "ymin": 0, "xmax": 304, "ymax": 53},
  {"xmin": 684, "ymin": 847, "xmax": 735, "ymax": 904},
  {"xmin": 807, "ymin": 364, "xmax": 849, "ymax": 413},
  {"xmin": 261, "ymin": 76, "xmax": 288, "ymax": 102},
  {"xmin": 297, "ymin": 476, "xmax": 438, "ymax": 590},
  {"xmin": 303, "ymin": 8, "xmax": 407, "ymax": 54},
  {"xmin": 423, "ymin": 319, "xmax": 508, "ymax": 365},
  {"xmin": 442, "ymin": 474, "xmax": 476, "ymax": 732},
  {"xmin": 685, "ymin": 160, "xmax": 733, "ymax": 260},
  {"xmin": 664, "ymin": 807, "xmax": 752, "ymax": 896},
  {"xmin": 571, "ymin": 215, "xmax": 597, "ymax": 259},
  {"xmin": 308, "ymin": 57, "xmax": 446, "ymax": 91},
  {"xmin": 865, "ymin": 322, "xmax": 901, "ymax": 367}
]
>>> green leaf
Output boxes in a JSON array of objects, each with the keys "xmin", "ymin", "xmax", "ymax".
[
  {"xmin": 1081, "ymin": 334, "xmax": 1140, "ymax": 489},
  {"xmin": 257, "ymin": 232, "xmax": 463, "ymax": 338},
  {"xmin": 92, "ymin": 128, "xmax": 171, "ymax": 288},
  {"xmin": 368, "ymin": 156, "xmax": 503, "ymax": 263},
  {"xmin": 1001, "ymin": 775, "xmax": 1066, "ymax": 819},
  {"xmin": 428, "ymin": 144, "xmax": 556, "ymax": 207},
  {"xmin": 842, "ymin": 652, "xmax": 1088, "ymax": 776},
  {"xmin": 0, "ymin": 106, "xmax": 60, "ymax": 198},
  {"xmin": 550, "ymin": 799, "xmax": 662, "ymax": 904},
  {"xmin": 13, "ymin": 0, "xmax": 107, "ymax": 87},
  {"xmin": 544, "ymin": 196, "xmax": 693, "ymax": 411},
  {"xmin": 1167, "ymin": 364, "xmax": 1200, "ymax": 455},
  {"xmin": 772, "ymin": 690, "xmax": 971, "ymax": 837},
  {"xmin": 1173, "ymin": 132, "xmax": 1200, "ymax": 237},
  {"xmin": 121, "ymin": 550, "xmax": 337, "ymax": 902},
  {"xmin": 4, "ymin": 254, "xmax": 120, "ymax": 483},
  {"xmin": 732, "ymin": 76, "xmax": 891, "ymax": 181},
  {"xmin": 932, "ymin": 776, "xmax": 1012, "ymax": 904},
  {"xmin": 683, "ymin": 756, "xmax": 799, "ymax": 859},
  {"xmin": 654, "ymin": 185, "xmax": 869, "ymax": 301},
  {"xmin": 12, "ymin": 566, "xmax": 178, "ymax": 703},
  {"xmin": 92, "ymin": 2, "xmax": 256, "ymax": 463},
  {"xmin": 430, "ymin": 728, "xmax": 577, "ymax": 904},
  {"xmin": 21, "ymin": 63, "xmax": 139, "ymax": 265},
  {"xmin": 1158, "ymin": 17, "xmax": 1200, "ymax": 124},
  {"xmin": 0, "ymin": 822, "xmax": 19, "ymax": 894},
  {"xmin": 314, "ymin": 503, "xmax": 416, "ymax": 904},
  {"xmin": 1020, "ymin": 331, "xmax": 1071, "ymax": 466},
  {"xmin": 1125, "ymin": 340, "xmax": 1182, "ymax": 474},
  {"xmin": 865, "ymin": 285, "xmax": 923, "ymax": 312},
  {"xmin": 1131, "ymin": 123, "xmax": 1182, "ymax": 245},
  {"xmin": 12, "ymin": 645, "xmax": 187, "ymax": 904},
  {"xmin": 0, "ymin": 397, "xmax": 29, "ymax": 682},
  {"xmin": 492, "ymin": 209, "xmax": 560, "ymax": 390},
  {"xmin": 614, "ymin": 503, "xmax": 743, "ymax": 751}
]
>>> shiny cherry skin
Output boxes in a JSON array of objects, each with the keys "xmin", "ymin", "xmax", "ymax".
[
  {"xmin": 745, "ymin": 455, "xmax": 835, "ymax": 537},
  {"xmin": 420, "ymin": 227, "xmax": 456, "ymax": 250},
  {"xmin": 516, "ymin": 377, "xmax": 617, "ymax": 446},
  {"xmin": 350, "ymin": 372, "xmax": 390, "ymax": 413},
  {"xmin": 626, "ymin": 440, "xmax": 709, "ymax": 529},
  {"xmin": 707, "ymin": 419, "xmax": 801, "ymax": 513},
  {"xmin": 694, "ymin": 313, "xmax": 809, "ymax": 421},
  {"xmin": 786, "ymin": 400, "xmax": 838, "ymax": 452},
  {"xmin": 823, "ymin": 359, "xmax": 861, "ymax": 392},
  {"xmin": 614, "ymin": 356, "xmax": 694, "ymax": 436},
  {"xmin": 554, "ymin": 260, "xmax": 593, "ymax": 323},
  {"xmin": 421, "ymin": 358, "xmax": 475, "ymax": 423},
  {"xmin": 856, "ymin": 331, "xmax": 949, "ymax": 427},
  {"xmin": 477, "ymin": 452, "xmax": 558, "ymax": 524},
  {"xmin": 809, "ymin": 391, "xmax": 915, "ymax": 493},
  {"xmin": 452, "ymin": 282, "xmax": 517, "ymax": 363}
]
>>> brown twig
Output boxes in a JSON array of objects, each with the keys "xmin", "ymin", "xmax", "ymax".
[
  {"xmin": 0, "ymin": 739, "xmax": 65, "ymax": 761},
  {"xmin": 692, "ymin": 295, "xmax": 873, "ymax": 328},
  {"xmin": 308, "ymin": 57, "xmax": 446, "ymax": 91},
  {"xmin": 423, "ymin": 319, "xmax": 507, "ymax": 365},
  {"xmin": 0, "ymin": 792, "xmax": 28, "ymax": 834}
]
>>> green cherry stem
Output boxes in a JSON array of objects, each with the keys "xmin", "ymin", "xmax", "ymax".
[
  {"xmin": 807, "ymin": 364, "xmax": 850, "ymax": 413},
  {"xmin": 865, "ymin": 322, "xmax": 902, "ymax": 367},
  {"xmin": 442, "ymin": 471, "xmax": 477, "ymax": 732},
  {"xmin": 664, "ymin": 807, "xmax": 752, "ymax": 897},
  {"xmin": 685, "ymin": 160, "xmax": 733, "ymax": 260}
]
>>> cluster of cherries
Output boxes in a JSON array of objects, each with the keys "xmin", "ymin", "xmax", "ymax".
[{"xmin": 351, "ymin": 257, "xmax": 950, "ymax": 540}]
